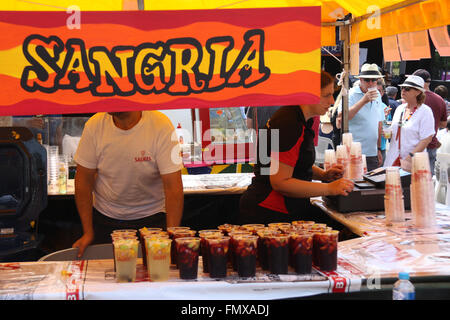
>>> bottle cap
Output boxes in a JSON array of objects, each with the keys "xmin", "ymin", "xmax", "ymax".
[{"xmin": 399, "ymin": 272, "xmax": 410, "ymax": 280}]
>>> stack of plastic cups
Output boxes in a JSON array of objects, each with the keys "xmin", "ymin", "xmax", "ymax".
[
  {"xmin": 384, "ymin": 167, "xmax": 405, "ymax": 225},
  {"xmin": 336, "ymin": 145, "xmax": 350, "ymax": 179},
  {"xmin": 342, "ymin": 133, "xmax": 353, "ymax": 157},
  {"xmin": 362, "ymin": 155, "xmax": 368, "ymax": 174},
  {"xmin": 349, "ymin": 142, "xmax": 363, "ymax": 180},
  {"xmin": 411, "ymin": 152, "xmax": 436, "ymax": 228},
  {"xmin": 324, "ymin": 149, "xmax": 337, "ymax": 171},
  {"xmin": 46, "ymin": 145, "xmax": 59, "ymax": 188}
]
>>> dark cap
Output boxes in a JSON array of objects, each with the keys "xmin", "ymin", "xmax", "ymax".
[{"xmin": 412, "ymin": 69, "xmax": 431, "ymax": 82}]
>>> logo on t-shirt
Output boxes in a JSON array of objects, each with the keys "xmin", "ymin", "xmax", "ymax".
[{"xmin": 135, "ymin": 150, "xmax": 152, "ymax": 162}]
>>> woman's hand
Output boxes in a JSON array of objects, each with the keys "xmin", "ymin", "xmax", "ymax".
[
  {"xmin": 327, "ymin": 178, "xmax": 354, "ymax": 196},
  {"xmin": 323, "ymin": 164, "xmax": 344, "ymax": 182}
]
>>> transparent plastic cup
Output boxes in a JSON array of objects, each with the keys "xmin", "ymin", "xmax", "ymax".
[
  {"xmin": 384, "ymin": 167, "xmax": 405, "ymax": 224},
  {"xmin": 266, "ymin": 234, "xmax": 290, "ymax": 274},
  {"xmin": 336, "ymin": 145, "xmax": 350, "ymax": 179},
  {"xmin": 233, "ymin": 235, "xmax": 258, "ymax": 278},
  {"xmin": 289, "ymin": 232, "xmax": 314, "ymax": 274},
  {"xmin": 168, "ymin": 228, "xmax": 196, "ymax": 266},
  {"xmin": 324, "ymin": 149, "xmax": 337, "ymax": 171},
  {"xmin": 206, "ymin": 236, "xmax": 230, "ymax": 278},
  {"xmin": 313, "ymin": 230, "xmax": 339, "ymax": 271},
  {"xmin": 139, "ymin": 227, "xmax": 163, "ymax": 267},
  {"xmin": 113, "ymin": 238, "xmax": 139, "ymax": 282},
  {"xmin": 199, "ymin": 231, "xmax": 223, "ymax": 273},
  {"xmin": 350, "ymin": 142, "xmax": 363, "ymax": 180},
  {"xmin": 342, "ymin": 132, "xmax": 353, "ymax": 154},
  {"xmin": 256, "ymin": 229, "xmax": 280, "ymax": 270},
  {"xmin": 145, "ymin": 237, "xmax": 172, "ymax": 282},
  {"xmin": 175, "ymin": 237, "xmax": 201, "ymax": 280}
]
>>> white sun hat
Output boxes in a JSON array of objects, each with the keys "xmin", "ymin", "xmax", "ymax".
[
  {"xmin": 398, "ymin": 75, "xmax": 425, "ymax": 93},
  {"xmin": 355, "ymin": 63, "xmax": 384, "ymax": 79}
]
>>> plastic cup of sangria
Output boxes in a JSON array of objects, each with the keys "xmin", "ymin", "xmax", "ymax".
[
  {"xmin": 145, "ymin": 237, "xmax": 172, "ymax": 281},
  {"xmin": 313, "ymin": 230, "xmax": 339, "ymax": 272},
  {"xmin": 266, "ymin": 234, "xmax": 290, "ymax": 274},
  {"xmin": 289, "ymin": 232, "xmax": 314, "ymax": 274},
  {"xmin": 256, "ymin": 229, "xmax": 280, "ymax": 270},
  {"xmin": 113, "ymin": 238, "xmax": 139, "ymax": 283},
  {"xmin": 175, "ymin": 237, "xmax": 201, "ymax": 280},
  {"xmin": 169, "ymin": 229, "xmax": 196, "ymax": 266},
  {"xmin": 198, "ymin": 231, "xmax": 223, "ymax": 273},
  {"xmin": 233, "ymin": 235, "xmax": 258, "ymax": 278},
  {"xmin": 228, "ymin": 230, "xmax": 253, "ymax": 271},
  {"xmin": 206, "ymin": 236, "xmax": 230, "ymax": 278}
]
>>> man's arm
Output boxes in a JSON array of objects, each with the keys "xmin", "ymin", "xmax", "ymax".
[
  {"xmin": 161, "ymin": 170, "xmax": 184, "ymax": 228},
  {"xmin": 72, "ymin": 164, "xmax": 97, "ymax": 257}
]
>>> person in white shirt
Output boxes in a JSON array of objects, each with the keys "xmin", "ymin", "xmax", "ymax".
[
  {"xmin": 384, "ymin": 75, "xmax": 435, "ymax": 171},
  {"xmin": 72, "ymin": 111, "xmax": 184, "ymax": 257}
]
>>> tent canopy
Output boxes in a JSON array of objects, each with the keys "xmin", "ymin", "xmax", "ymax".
[{"xmin": 1, "ymin": 0, "xmax": 448, "ymax": 45}]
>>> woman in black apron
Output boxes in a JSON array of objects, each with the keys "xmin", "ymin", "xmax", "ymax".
[{"xmin": 239, "ymin": 71, "xmax": 354, "ymax": 225}]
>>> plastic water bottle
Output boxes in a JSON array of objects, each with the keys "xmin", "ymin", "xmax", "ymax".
[{"xmin": 393, "ymin": 272, "xmax": 415, "ymax": 300}]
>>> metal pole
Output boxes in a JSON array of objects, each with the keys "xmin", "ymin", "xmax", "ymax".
[{"xmin": 340, "ymin": 23, "xmax": 351, "ymax": 134}]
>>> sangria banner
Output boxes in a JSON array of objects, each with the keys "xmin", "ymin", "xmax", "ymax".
[{"xmin": 0, "ymin": 7, "xmax": 321, "ymax": 116}]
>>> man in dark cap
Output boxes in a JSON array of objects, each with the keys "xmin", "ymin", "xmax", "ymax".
[{"xmin": 413, "ymin": 69, "xmax": 447, "ymax": 174}]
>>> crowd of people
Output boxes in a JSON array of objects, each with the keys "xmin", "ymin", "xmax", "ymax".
[{"xmin": 321, "ymin": 64, "xmax": 449, "ymax": 175}]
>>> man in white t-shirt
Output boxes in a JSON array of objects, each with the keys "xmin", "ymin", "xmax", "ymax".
[{"xmin": 72, "ymin": 111, "xmax": 184, "ymax": 257}]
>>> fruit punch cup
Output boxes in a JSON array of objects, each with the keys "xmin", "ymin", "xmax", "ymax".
[
  {"xmin": 199, "ymin": 231, "xmax": 223, "ymax": 273},
  {"xmin": 289, "ymin": 232, "xmax": 313, "ymax": 274},
  {"xmin": 175, "ymin": 237, "xmax": 201, "ymax": 280},
  {"xmin": 145, "ymin": 237, "xmax": 172, "ymax": 282},
  {"xmin": 228, "ymin": 230, "xmax": 252, "ymax": 271},
  {"xmin": 206, "ymin": 236, "xmax": 230, "ymax": 278},
  {"xmin": 169, "ymin": 229, "xmax": 196, "ymax": 266},
  {"xmin": 113, "ymin": 238, "xmax": 139, "ymax": 282},
  {"xmin": 111, "ymin": 232, "xmax": 138, "ymax": 272},
  {"xmin": 266, "ymin": 234, "xmax": 290, "ymax": 274},
  {"xmin": 233, "ymin": 235, "xmax": 258, "ymax": 278},
  {"xmin": 256, "ymin": 230, "xmax": 280, "ymax": 271},
  {"xmin": 313, "ymin": 230, "xmax": 339, "ymax": 272},
  {"xmin": 139, "ymin": 227, "xmax": 163, "ymax": 268}
]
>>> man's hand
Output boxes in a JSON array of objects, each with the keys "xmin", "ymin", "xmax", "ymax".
[{"xmin": 72, "ymin": 232, "xmax": 94, "ymax": 258}]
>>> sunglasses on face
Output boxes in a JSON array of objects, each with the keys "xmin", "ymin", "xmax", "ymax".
[
  {"xmin": 361, "ymin": 78, "xmax": 377, "ymax": 83},
  {"xmin": 401, "ymin": 87, "xmax": 413, "ymax": 92}
]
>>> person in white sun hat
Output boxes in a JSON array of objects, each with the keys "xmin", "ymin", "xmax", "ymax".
[
  {"xmin": 383, "ymin": 75, "xmax": 435, "ymax": 171},
  {"xmin": 337, "ymin": 63, "xmax": 386, "ymax": 171}
]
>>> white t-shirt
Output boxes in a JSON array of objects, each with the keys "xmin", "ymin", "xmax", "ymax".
[
  {"xmin": 74, "ymin": 111, "xmax": 182, "ymax": 220},
  {"xmin": 384, "ymin": 103, "xmax": 435, "ymax": 167}
]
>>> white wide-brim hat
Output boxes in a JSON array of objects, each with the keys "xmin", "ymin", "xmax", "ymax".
[
  {"xmin": 355, "ymin": 63, "xmax": 384, "ymax": 79},
  {"xmin": 399, "ymin": 75, "xmax": 425, "ymax": 93}
]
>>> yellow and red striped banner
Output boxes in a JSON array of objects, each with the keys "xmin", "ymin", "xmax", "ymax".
[{"xmin": 0, "ymin": 7, "xmax": 321, "ymax": 116}]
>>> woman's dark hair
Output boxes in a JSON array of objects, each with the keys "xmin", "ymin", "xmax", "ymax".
[
  {"xmin": 321, "ymin": 70, "xmax": 335, "ymax": 89},
  {"xmin": 435, "ymin": 85, "xmax": 448, "ymax": 100}
]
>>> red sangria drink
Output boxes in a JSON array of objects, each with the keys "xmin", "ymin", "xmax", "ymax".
[
  {"xmin": 198, "ymin": 231, "xmax": 222, "ymax": 273},
  {"xmin": 169, "ymin": 228, "xmax": 196, "ymax": 266},
  {"xmin": 289, "ymin": 232, "xmax": 313, "ymax": 274},
  {"xmin": 313, "ymin": 230, "xmax": 339, "ymax": 271},
  {"xmin": 233, "ymin": 235, "xmax": 258, "ymax": 278},
  {"xmin": 267, "ymin": 235, "xmax": 290, "ymax": 274},
  {"xmin": 256, "ymin": 230, "xmax": 279, "ymax": 270},
  {"xmin": 139, "ymin": 227, "xmax": 162, "ymax": 268},
  {"xmin": 228, "ymin": 231, "xmax": 252, "ymax": 271},
  {"xmin": 175, "ymin": 237, "xmax": 201, "ymax": 280},
  {"xmin": 206, "ymin": 236, "xmax": 230, "ymax": 278}
]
